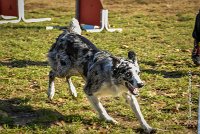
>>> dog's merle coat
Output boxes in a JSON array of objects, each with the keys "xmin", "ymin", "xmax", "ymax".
[{"xmin": 47, "ymin": 30, "xmax": 155, "ymax": 133}]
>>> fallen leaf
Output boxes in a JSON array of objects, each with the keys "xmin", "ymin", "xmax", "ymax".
[
  {"xmin": 163, "ymin": 93, "xmax": 177, "ymax": 98},
  {"xmin": 58, "ymin": 98, "xmax": 64, "ymax": 103},
  {"xmin": 151, "ymin": 101, "xmax": 166, "ymax": 109},
  {"xmin": 121, "ymin": 45, "xmax": 129, "ymax": 49},
  {"xmin": 175, "ymin": 103, "xmax": 180, "ymax": 112},
  {"xmin": 146, "ymin": 91, "xmax": 157, "ymax": 97}
]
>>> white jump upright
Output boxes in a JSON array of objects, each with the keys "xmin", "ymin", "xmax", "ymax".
[
  {"xmin": 0, "ymin": 0, "xmax": 51, "ymax": 24},
  {"xmin": 104, "ymin": 9, "xmax": 122, "ymax": 32},
  {"xmin": 86, "ymin": 9, "xmax": 122, "ymax": 33}
]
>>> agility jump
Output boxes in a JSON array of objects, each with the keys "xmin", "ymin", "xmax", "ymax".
[
  {"xmin": 76, "ymin": 0, "xmax": 122, "ymax": 32},
  {"xmin": 0, "ymin": 0, "xmax": 51, "ymax": 24}
]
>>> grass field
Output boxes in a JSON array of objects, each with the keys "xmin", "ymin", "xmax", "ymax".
[{"xmin": 0, "ymin": 0, "xmax": 200, "ymax": 133}]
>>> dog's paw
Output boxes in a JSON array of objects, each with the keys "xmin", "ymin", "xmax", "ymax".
[
  {"xmin": 109, "ymin": 118, "xmax": 118, "ymax": 124},
  {"xmin": 47, "ymin": 93, "xmax": 54, "ymax": 100},
  {"xmin": 144, "ymin": 127, "xmax": 157, "ymax": 134},
  {"xmin": 72, "ymin": 92, "xmax": 77, "ymax": 98},
  {"xmin": 48, "ymin": 95, "xmax": 54, "ymax": 100},
  {"xmin": 105, "ymin": 119, "xmax": 118, "ymax": 125},
  {"xmin": 100, "ymin": 116, "xmax": 118, "ymax": 124},
  {"xmin": 136, "ymin": 127, "xmax": 156, "ymax": 134}
]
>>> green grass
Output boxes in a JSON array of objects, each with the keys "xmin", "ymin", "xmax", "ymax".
[{"xmin": 0, "ymin": 0, "xmax": 200, "ymax": 133}]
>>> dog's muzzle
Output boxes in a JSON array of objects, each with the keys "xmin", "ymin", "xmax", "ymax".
[
  {"xmin": 125, "ymin": 82, "xmax": 138, "ymax": 95},
  {"xmin": 125, "ymin": 82, "xmax": 144, "ymax": 95}
]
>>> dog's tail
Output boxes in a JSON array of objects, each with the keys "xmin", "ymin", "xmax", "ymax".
[{"xmin": 68, "ymin": 18, "xmax": 82, "ymax": 35}]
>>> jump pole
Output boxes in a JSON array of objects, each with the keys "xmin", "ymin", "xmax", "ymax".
[
  {"xmin": 189, "ymin": 71, "xmax": 200, "ymax": 134},
  {"xmin": 198, "ymin": 90, "xmax": 200, "ymax": 134}
]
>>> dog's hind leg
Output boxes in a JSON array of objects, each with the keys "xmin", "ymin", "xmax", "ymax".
[
  {"xmin": 86, "ymin": 95, "xmax": 118, "ymax": 124},
  {"xmin": 47, "ymin": 70, "xmax": 56, "ymax": 100},
  {"xmin": 67, "ymin": 77, "xmax": 77, "ymax": 97},
  {"xmin": 124, "ymin": 94, "xmax": 155, "ymax": 133}
]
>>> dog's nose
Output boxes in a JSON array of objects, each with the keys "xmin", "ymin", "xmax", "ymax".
[{"xmin": 137, "ymin": 83, "xmax": 144, "ymax": 88}]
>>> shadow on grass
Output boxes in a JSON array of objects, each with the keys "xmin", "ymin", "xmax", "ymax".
[
  {"xmin": 0, "ymin": 98, "xmax": 95, "ymax": 130},
  {"xmin": 0, "ymin": 25, "xmax": 46, "ymax": 30},
  {"xmin": 142, "ymin": 69, "xmax": 186, "ymax": 78},
  {"xmin": 0, "ymin": 98, "xmax": 155, "ymax": 133},
  {"xmin": 140, "ymin": 61, "xmax": 200, "ymax": 78},
  {"xmin": 141, "ymin": 61, "xmax": 186, "ymax": 78},
  {"xmin": 0, "ymin": 59, "xmax": 48, "ymax": 68},
  {"xmin": 143, "ymin": 68, "xmax": 200, "ymax": 78},
  {"xmin": 2, "ymin": 25, "xmax": 46, "ymax": 29},
  {"xmin": 0, "ymin": 25, "xmax": 67, "ymax": 30}
]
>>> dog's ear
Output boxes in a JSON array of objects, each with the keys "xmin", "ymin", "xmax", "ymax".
[{"xmin": 128, "ymin": 51, "xmax": 136, "ymax": 62}]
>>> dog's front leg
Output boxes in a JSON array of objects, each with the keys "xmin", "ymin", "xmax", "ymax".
[
  {"xmin": 125, "ymin": 94, "xmax": 155, "ymax": 133},
  {"xmin": 86, "ymin": 95, "xmax": 118, "ymax": 124},
  {"xmin": 67, "ymin": 77, "xmax": 77, "ymax": 97},
  {"xmin": 47, "ymin": 70, "xmax": 55, "ymax": 100}
]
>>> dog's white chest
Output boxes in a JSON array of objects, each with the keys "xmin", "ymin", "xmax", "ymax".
[{"xmin": 94, "ymin": 82, "xmax": 126, "ymax": 97}]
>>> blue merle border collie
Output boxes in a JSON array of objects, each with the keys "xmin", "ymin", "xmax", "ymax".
[{"xmin": 47, "ymin": 30, "xmax": 155, "ymax": 133}]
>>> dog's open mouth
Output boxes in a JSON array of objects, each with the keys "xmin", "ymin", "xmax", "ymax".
[{"xmin": 125, "ymin": 82, "xmax": 139, "ymax": 95}]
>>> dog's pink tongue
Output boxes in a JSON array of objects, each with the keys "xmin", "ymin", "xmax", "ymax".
[
  {"xmin": 133, "ymin": 88, "xmax": 139, "ymax": 95},
  {"xmin": 126, "ymin": 82, "xmax": 139, "ymax": 95},
  {"xmin": 130, "ymin": 88, "xmax": 138, "ymax": 95}
]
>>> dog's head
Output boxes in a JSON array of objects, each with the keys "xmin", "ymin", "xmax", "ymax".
[{"xmin": 113, "ymin": 51, "xmax": 144, "ymax": 95}]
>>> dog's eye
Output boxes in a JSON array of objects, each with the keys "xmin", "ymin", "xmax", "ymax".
[{"xmin": 125, "ymin": 72, "xmax": 132, "ymax": 79}]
